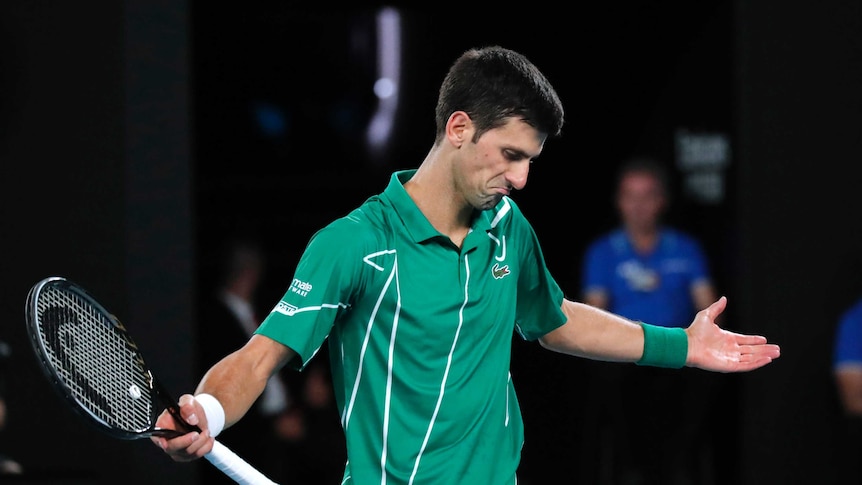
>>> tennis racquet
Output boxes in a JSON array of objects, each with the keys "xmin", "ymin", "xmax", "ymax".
[{"xmin": 25, "ymin": 276, "xmax": 280, "ymax": 485}]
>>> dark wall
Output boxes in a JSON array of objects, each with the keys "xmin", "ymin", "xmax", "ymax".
[
  {"xmin": 0, "ymin": 1, "xmax": 197, "ymax": 483},
  {"xmin": 734, "ymin": 1, "xmax": 862, "ymax": 484}
]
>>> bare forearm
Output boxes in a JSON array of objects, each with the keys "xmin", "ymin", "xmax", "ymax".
[
  {"xmin": 538, "ymin": 299, "xmax": 645, "ymax": 362},
  {"xmin": 564, "ymin": 295, "xmax": 780, "ymax": 373},
  {"xmin": 195, "ymin": 335, "xmax": 294, "ymax": 429},
  {"xmin": 195, "ymin": 353, "xmax": 266, "ymax": 429}
]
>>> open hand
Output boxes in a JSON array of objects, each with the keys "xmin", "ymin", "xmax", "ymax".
[{"xmin": 685, "ymin": 296, "xmax": 781, "ymax": 372}]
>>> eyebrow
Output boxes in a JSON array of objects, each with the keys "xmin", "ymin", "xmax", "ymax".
[{"xmin": 505, "ymin": 146, "xmax": 536, "ymax": 161}]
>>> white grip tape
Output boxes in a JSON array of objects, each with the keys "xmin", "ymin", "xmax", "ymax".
[
  {"xmin": 206, "ymin": 441, "xmax": 279, "ymax": 485},
  {"xmin": 196, "ymin": 395, "xmax": 280, "ymax": 484},
  {"xmin": 195, "ymin": 393, "xmax": 225, "ymax": 438}
]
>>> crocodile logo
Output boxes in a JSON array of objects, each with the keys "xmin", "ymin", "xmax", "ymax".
[{"xmin": 492, "ymin": 263, "xmax": 511, "ymax": 279}]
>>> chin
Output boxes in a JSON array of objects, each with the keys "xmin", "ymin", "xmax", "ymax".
[{"xmin": 475, "ymin": 196, "xmax": 502, "ymax": 210}]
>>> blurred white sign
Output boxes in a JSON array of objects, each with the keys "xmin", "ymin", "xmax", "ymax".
[{"xmin": 674, "ymin": 129, "xmax": 731, "ymax": 204}]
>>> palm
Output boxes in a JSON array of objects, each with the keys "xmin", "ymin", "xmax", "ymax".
[{"xmin": 686, "ymin": 297, "xmax": 780, "ymax": 372}]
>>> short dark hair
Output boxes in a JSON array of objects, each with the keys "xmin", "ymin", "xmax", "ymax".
[{"xmin": 435, "ymin": 46, "xmax": 565, "ymax": 143}]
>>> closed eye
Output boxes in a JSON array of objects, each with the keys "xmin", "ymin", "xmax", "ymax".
[{"xmin": 504, "ymin": 148, "xmax": 533, "ymax": 163}]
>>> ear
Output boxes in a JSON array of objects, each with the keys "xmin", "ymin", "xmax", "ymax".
[{"xmin": 445, "ymin": 111, "xmax": 473, "ymax": 148}]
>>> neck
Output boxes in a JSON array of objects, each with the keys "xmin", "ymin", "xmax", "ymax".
[
  {"xmin": 627, "ymin": 227, "xmax": 659, "ymax": 253},
  {"xmin": 405, "ymin": 148, "xmax": 474, "ymax": 245}
]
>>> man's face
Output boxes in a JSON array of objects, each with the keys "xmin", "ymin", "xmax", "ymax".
[
  {"xmin": 455, "ymin": 118, "xmax": 547, "ymax": 211},
  {"xmin": 616, "ymin": 171, "xmax": 666, "ymax": 231}
]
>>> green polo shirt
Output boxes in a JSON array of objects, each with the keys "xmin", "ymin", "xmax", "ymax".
[{"xmin": 256, "ymin": 170, "xmax": 566, "ymax": 484}]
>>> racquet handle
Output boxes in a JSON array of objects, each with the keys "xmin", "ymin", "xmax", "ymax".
[{"xmin": 206, "ymin": 440, "xmax": 280, "ymax": 485}]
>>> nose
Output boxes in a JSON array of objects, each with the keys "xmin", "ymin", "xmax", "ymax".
[{"xmin": 507, "ymin": 161, "xmax": 530, "ymax": 191}]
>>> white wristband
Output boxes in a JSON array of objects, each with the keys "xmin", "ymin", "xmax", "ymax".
[{"xmin": 194, "ymin": 393, "xmax": 225, "ymax": 438}]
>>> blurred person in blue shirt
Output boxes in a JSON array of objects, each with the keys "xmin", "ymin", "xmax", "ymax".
[
  {"xmin": 832, "ymin": 296, "xmax": 862, "ymax": 482},
  {"xmin": 578, "ymin": 157, "xmax": 721, "ymax": 485},
  {"xmin": 582, "ymin": 157, "xmax": 717, "ymax": 326}
]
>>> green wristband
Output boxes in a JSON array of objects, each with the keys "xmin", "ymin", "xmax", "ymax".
[{"xmin": 636, "ymin": 322, "xmax": 688, "ymax": 369}]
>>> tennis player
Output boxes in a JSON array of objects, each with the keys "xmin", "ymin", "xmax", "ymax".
[{"xmin": 152, "ymin": 46, "xmax": 781, "ymax": 484}]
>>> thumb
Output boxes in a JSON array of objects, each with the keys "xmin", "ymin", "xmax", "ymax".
[{"xmin": 705, "ymin": 296, "xmax": 727, "ymax": 322}]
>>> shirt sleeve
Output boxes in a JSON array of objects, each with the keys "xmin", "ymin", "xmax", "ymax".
[
  {"xmin": 834, "ymin": 302, "xmax": 862, "ymax": 368},
  {"xmin": 256, "ymin": 217, "xmax": 368, "ymax": 369},
  {"xmin": 509, "ymin": 202, "xmax": 567, "ymax": 340}
]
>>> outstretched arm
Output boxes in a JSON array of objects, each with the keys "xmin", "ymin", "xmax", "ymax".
[
  {"xmin": 150, "ymin": 334, "xmax": 296, "ymax": 461},
  {"xmin": 539, "ymin": 296, "xmax": 780, "ymax": 372}
]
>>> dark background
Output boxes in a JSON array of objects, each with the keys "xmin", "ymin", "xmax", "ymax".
[{"xmin": 1, "ymin": 1, "xmax": 861, "ymax": 484}]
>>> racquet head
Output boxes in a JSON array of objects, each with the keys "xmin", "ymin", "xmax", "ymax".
[
  {"xmin": 25, "ymin": 276, "xmax": 188, "ymax": 440},
  {"xmin": 25, "ymin": 276, "xmax": 281, "ymax": 484}
]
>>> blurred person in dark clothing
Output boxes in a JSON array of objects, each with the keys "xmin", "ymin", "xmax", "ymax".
[
  {"xmin": 0, "ymin": 340, "xmax": 22, "ymax": 475},
  {"xmin": 280, "ymin": 357, "xmax": 346, "ymax": 485},
  {"xmin": 197, "ymin": 238, "xmax": 300, "ymax": 483}
]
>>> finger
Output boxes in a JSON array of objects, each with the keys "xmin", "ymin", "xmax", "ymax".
[
  {"xmin": 154, "ymin": 411, "xmax": 171, "ymax": 429},
  {"xmin": 750, "ymin": 343, "xmax": 781, "ymax": 358},
  {"xmin": 734, "ymin": 356, "xmax": 775, "ymax": 372},
  {"xmin": 162, "ymin": 429, "xmax": 202, "ymax": 454},
  {"xmin": 705, "ymin": 296, "xmax": 727, "ymax": 319},
  {"xmin": 183, "ymin": 429, "xmax": 216, "ymax": 459},
  {"xmin": 738, "ymin": 343, "xmax": 781, "ymax": 360},
  {"xmin": 732, "ymin": 334, "xmax": 768, "ymax": 345},
  {"xmin": 150, "ymin": 436, "xmax": 166, "ymax": 450},
  {"xmin": 178, "ymin": 393, "xmax": 196, "ymax": 409},
  {"xmin": 178, "ymin": 394, "xmax": 201, "ymax": 426}
]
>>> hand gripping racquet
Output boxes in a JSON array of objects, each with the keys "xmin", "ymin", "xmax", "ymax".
[{"xmin": 25, "ymin": 276, "xmax": 280, "ymax": 485}]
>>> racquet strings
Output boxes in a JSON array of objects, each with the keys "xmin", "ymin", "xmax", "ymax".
[{"xmin": 34, "ymin": 284, "xmax": 157, "ymax": 436}]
